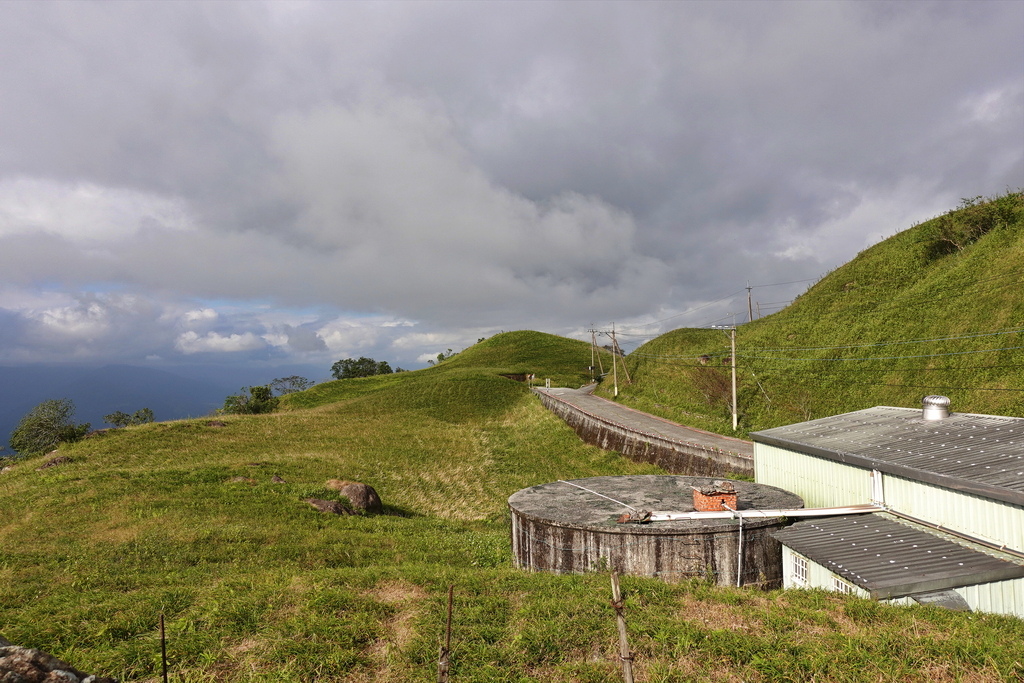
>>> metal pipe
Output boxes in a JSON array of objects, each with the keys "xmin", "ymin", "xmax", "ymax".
[
  {"xmin": 647, "ymin": 503, "xmax": 882, "ymax": 522},
  {"xmin": 723, "ymin": 502, "xmax": 744, "ymax": 587}
]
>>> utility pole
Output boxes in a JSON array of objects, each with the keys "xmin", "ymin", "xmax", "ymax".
[
  {"xmin": 746, "ymin": 281, "xmax": 754, "ymax": 323},
  {"xmin": 730, "ymin": 326, "xmax": 738, "ymax": 431},
  {"xmin": 590, "ymin": 329, "xmax": 595, "ymax": 381},
  {"xmin": 611, "ymin": 323, "xmax": 618, "ymax": 397},
  {"xmin": 589, "ymin": 328, "xmax": 603, "ymax": 381},
  {"xmin": 712, "ymin": 324, "xmax": 739, "ymax": 430}
]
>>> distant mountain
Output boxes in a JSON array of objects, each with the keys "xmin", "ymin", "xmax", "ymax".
[{"xmin": 0, "ymin": 363, "xmax": 323, "ymax": 453}]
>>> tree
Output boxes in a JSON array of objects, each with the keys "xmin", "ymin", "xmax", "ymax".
[
  {"xmin": 428, "ymin": 349, "xmax": 456, "ymax": 366},
  {"xmin": 9, "ymin": 398, "xmax": 91, "ymax": 456},
  {"xmin": 222, "ymin": 385, "xmax": 279, "ymax": 414},
  {"xmin": 270, "ymin": 376, "xmax": 314, "ymax": 396},
  {"xmin": 104, "ymin": 408, "xmax": 155, "ymax": 428},
  {"xmin": 331, "ymin": 357, "xmax": 394, "ymax": 379}
]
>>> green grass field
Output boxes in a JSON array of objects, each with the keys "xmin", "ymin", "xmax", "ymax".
[{"xmin": 2, "ymin": 331, "xmax": 1022, "ymax": 680}]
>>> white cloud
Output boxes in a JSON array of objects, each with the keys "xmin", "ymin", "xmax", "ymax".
[
  {"xmin": 182, "ymin": 308, "xmax": 219, "ymax": 326},
  {"xmin": 175, "ymin": 330, "xmax": 266, "ymax": 354},
  {"xmin": 0, "ymin": 176, "xmax": 195, "ymax": 243},
  {"xmin": 0, "ymin": 0, "xmax": 1019, "ymax": 368},
  {"xmin": 31, "ymin": 301, "xmax": 110, "ymax": 338}
]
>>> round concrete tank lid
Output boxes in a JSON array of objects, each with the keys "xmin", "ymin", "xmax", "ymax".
[{"xmin": 508, "ymin": 475, "xmax": 803, "ymax": 534}]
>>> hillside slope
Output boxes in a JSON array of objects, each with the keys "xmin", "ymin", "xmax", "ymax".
[
  {"xmin": 1, "ymin": 331, "xmax": 1021, "ymax": 680},
  {"xmin": 602, "ymin": 191, "xmax": 1024, "ymax": 437}
]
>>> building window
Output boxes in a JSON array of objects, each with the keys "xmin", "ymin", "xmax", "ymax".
[
  {"xmin": 832, "ymin": 576, "xmax": 856, "ymax": 594},
  {"xmin": 793, "ymin": 554, "xmax": 808, "ymax": 586}
]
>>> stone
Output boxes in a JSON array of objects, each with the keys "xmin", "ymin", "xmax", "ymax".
[
  {"xmin": 303, "ymin": 498, "xmax": 353, "ymax": 515},
  {"xmin": 0, "ymin": 643, "xmax": 120, "ymax": 683},
  {"xmin": 35, "ymin": 457, "xmax": 71, "ymax": 471},
  {"xmin": 325, "ymin": 480, "xmax": 382, "ymax": 513}
]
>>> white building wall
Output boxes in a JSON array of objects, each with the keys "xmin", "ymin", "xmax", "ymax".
[
  {"xmin": 782, "ymin": 546, "xmax": 869, "ymax": 598},
  {"xmin": 782, "ymin": 546, "xmax": 1024, "ymax": 618},
  {"xmin": 756, "ymin": 443, "xmax": 1024, "ymax": 552},
  {"xmin": 881, "ymin": 475, "xmax": 1024, "ymax": 552},
  {"xmin": 755, "ymin": 443, "xmax": 871, "ymax": 508},
  {"xmin": 953, "ymin": 577, "xmax": 1024, "ymax": 619}
]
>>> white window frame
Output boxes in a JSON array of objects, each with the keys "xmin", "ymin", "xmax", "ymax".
[
  {"xmin": 793, "ymin": 554, "xmax": 808, "ymax": 586},
  {"xmin": 832, "ymin": 576, "xmax": 856, "ymax": 594}
]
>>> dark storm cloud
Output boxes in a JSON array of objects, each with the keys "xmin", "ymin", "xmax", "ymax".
[{"xmin": 0, "ymin": 0, "xmax": 1020, "ymax": 364}]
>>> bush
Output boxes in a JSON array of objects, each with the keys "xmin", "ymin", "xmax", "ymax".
[
  {"xmin": 269, "ymin": 376, "xmax": 314, "ymax": 396},
  {"xmin": 331, "ymin": 357, "xmax": 394, "ymax": 379},
  {"xmin": 104, "ymin": 408, "xmax": 155, "ymax": 428},
  {"xmin": 9, "ymin": 398, "xmax": 91, "ymax": 456},
  {"xmin": 222, "ymin": 385, "xmax": 280, "ymax": 415}
]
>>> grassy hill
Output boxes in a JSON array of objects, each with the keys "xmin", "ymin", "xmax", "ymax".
[
  {"xmin": 600, "ymin": 191, "xmax": 1024, "ymax": 438},
  {"xmin": 1, "ymin": 336, "xmax": 1021, "ymax": 680}
]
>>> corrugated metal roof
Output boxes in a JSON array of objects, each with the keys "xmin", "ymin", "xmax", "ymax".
[
  {"xmin": 774, "ymin": 513, "xmax": 1024, "ymax": 599},
  {"xmin": 751, "ymin": 407, "xmax": 1024, "ymax": 506}
]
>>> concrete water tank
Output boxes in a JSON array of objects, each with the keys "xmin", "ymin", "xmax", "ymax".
[{"xmin": 509, "ymin": 475, "xmax": 802, "ymax": 588}]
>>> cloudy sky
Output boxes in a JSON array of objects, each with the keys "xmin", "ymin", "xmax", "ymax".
[{"xmin": 1, "ymin": 0, "xmax": 1021, "ymax": 372}]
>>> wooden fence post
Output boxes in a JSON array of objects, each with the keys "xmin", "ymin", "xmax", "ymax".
[
  {"xmin": 438, "ymin": 584, "xmax": 454, "ymax": 683},
  {"xmin": 610, "ymin": 572, "xmax": 635, "ymax": 683},
  {"xmin": 159, "ymin": 612, "xmax": 168, "ymax": 683}
]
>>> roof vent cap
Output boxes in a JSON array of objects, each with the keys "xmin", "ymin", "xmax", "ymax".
[{"xmin": 922, "ymin": 395, "xmax": 951, "ymax": 421}]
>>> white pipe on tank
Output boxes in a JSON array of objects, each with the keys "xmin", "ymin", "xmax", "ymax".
[
  {"xmin": 647, "ymin": 503, "xmax": 882, "ymax": 522},
  {"xmin": 723, "ymin": 502, "xmax": 744, "ymax": 587}
]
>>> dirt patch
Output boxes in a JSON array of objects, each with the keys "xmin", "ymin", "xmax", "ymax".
[
  {"xmin": 352, "ymin": 581, "xmax": 429, "ymax": 682},
  {"xmin": 675, "ymin": 598, "xmax": 763, "ymax": 632}
]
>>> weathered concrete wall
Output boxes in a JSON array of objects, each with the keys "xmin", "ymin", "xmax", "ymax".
[
  {"xmin": 511, "ymin": 512, "xmax": 784, "ymax": 588},
  {"xmin": 535, "ymin": 391, "xmax": 754, "ymax": 478},
  {"xmin": 508, "ymin": 475, "xmax": 798, "ymax": 587}
]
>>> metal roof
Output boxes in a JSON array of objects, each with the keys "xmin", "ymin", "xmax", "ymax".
[
  {"xmin": 751, "ymin": 407, "xmax": 1024, "ymax": 506},
  {"xmin": 774, "ymin": 513, "xmax": 1024, "ymax": 599}
]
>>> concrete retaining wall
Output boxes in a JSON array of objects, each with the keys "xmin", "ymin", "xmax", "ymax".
[
  {"xmin": 535, "ymin": 390, "xmax": 754, "ymax": 478},
  {"xmin": 511, "ymin": 511, "xmax": 784, "ymax": 587}
]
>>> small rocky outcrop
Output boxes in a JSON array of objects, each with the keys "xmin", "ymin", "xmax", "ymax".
[
  {"xmin": 325, "ymin": 480, "xmax": 383, "ymax": 513},
  {"xmin": 36, "ymin": 456, "xmax": 71, "ymax": 471},
  {"xmin": 303, "ymin": 498, "xmax": 354, "ymax": 515},
  {"xmin": 0, "ymin": 639, "xmax": 117, "ymax": 683}
]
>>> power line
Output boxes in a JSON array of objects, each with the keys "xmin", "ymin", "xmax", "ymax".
[
  {"xmin": 626, "ymin": 289, "xmax": 747, "ymax": 329},
  {"xmin": 749, "ymin": 278, "xmax": 819, "ymax": 289},
  {"xmin": 841, "ymin": 381, "xmax": 1024, "ymax": 392},
  {"xmin": 742, "ymin": 326, "xmax": 1024, "ymax": 353},
  {"xmin": 737, "ymin": 345, "xmax": 1024, "ymax": 362}
]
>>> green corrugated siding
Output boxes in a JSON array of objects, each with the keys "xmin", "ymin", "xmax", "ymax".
[
  {"xmin": 756, "ymin": 442, "xmax": 1024, "ymax": 552},
  {"xmin": 755, "ymin": 443, "xmax": 871, "ymax": 507},
  {"xmin": 784, "ymin": 548, "xmax": 1024, "ymax": 617},
  {"xmin": 954, "ymin": 577, "xmax": 1024, "ymax": 618},
  {"xmin": 881, "ymin": 475, "xmax": 1024, "ymax": 551}
]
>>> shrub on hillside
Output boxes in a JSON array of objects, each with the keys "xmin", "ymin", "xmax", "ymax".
[
  {"xmin": 929, "ymin": 191, "xmax": 1023, "ymax": 257},
  {"xmin": 222, "ymin": 385, "xmax": 279, "ymax": 414},
  {"xmin": 331, "ymin": 357, "xmax": 394, "ymax": 379},
  {"xmin": 9, "ymin": 398, "xmax": 91, "ymax": 456},
  {"xmin": 104, "ymin": 407, "xmax": 155, "ymax": 428},
  {"xmin": 270, "ymin": 375, "xmax": 314, "ymax": 395}
]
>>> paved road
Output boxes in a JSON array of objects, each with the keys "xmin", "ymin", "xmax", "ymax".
[{"xmin": 538, "ymin": 385, "xmax": 754, "ymax": 459}]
